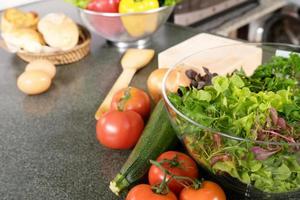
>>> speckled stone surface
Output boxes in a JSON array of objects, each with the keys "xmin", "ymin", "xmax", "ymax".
[{"xmin": 0, "ymin": 1, "xmax": 198, "ymax": 199}]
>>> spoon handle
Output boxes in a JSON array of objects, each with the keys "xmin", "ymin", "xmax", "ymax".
[
  {"xmin": 0, "ymin": 39, "xmax": 9, "ymax": 52},
  {"xmin": 95, "ymin": 69, "xmax": 136, "ymax": 120}
]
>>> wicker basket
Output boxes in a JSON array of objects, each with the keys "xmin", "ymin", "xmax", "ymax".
[{"xmin": 17, "ymin": 25, "xmax": 91, "ymax": 65}]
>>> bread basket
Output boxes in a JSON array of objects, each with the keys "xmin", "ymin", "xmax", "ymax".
[{"xmin": 16, "ymin": 25, "xmax": 91, "ymax": 65}]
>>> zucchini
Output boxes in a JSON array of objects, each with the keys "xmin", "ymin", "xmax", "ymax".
[{"xmin": 109, "ymin": 100, "xmax": 178, "ymax": 196}]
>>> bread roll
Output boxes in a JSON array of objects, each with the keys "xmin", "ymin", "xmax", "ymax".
[
  {"xmin": 1, "ymin": 8, "xmax": 39, "ymax": 33},
  {"xmin": 38, "ymin": 13, "xmax": 79, "ymax": 51},
  {"xmin": 2, "ymin": 28, "xmax": 45, "ymax": 53}
]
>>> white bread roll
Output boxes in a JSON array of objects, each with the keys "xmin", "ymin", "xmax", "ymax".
[
  {"xmin": 2, "ymin": 28, "xmax": 45, "ymax": 53},
  {"xmin": 38, "ymin": 13, "xmax": 79, "ymax": 51}
]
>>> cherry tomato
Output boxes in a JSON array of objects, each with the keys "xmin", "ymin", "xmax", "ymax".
[
  {"xmin": 96, "ymin": 110, "xmax": 144, "ymax": 149},
  {"xmin": 180, "ymin": 181, "xmax": 226, "ymax": 200},
  {"xmin": 87, "ymin": 0, "xmax": 120, "ymax": 13},
  {"xmin": 111, "ymin": 87, "xmax": 151, "ymax": 119},
  {"xmin": 149, "ymin": 151, "xmax": 199, "ymax": 194},
  {"xmin": 126, "ymin": 184, "xmax": 177, "ymax": 200}
]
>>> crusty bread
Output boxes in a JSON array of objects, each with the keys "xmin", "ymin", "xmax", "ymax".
[
  {"xmin": 38, "ymin": 13, "xmax": 79, "ymax": 51},
  {"xmin": 1, "ymin": 8, "xmax": 39, "ymax": 33},
  {"xmin": 2, "ymin": 28, "xmax": 45, "ymax": 53}
]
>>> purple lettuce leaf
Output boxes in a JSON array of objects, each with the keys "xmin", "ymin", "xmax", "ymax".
[{"xmin": 251, "ymin": 146, "xmax": 281, "ymax": 160}]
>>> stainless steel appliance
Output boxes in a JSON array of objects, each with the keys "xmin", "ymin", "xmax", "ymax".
[
  {"xmin": 249, "ymin": 5, "xmax": 300, "ymax": 44},
  {"xmin": 174, "ymin": 0, "xmax": 257, "ymax": 26}
]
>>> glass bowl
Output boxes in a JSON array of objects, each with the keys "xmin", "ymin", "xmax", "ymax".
[
  {"xmin": 78, "ymin": 6, "xmax": 174, "ymax": 48},
  {"xmin": 162, "ymin": 43, "xmax": 300, "ymax": 200}
]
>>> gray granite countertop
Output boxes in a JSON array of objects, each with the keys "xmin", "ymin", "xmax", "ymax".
[{"xmin": 0, "ymin": 0, "xmax": 198, "ymax": 199}]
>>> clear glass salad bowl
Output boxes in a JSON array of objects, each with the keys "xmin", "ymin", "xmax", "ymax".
[
  {"xmin": 162, "ymin": 43, "xmax": 300, "ymax": 200},
  {"xmin": 78, "ymin": 6, "xmax": 174, "ymax": 48}
]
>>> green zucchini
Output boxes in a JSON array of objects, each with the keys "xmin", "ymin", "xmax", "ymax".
[{"xmin": 109, "ymin": 100, "xmax": 178, "ymax": 196}]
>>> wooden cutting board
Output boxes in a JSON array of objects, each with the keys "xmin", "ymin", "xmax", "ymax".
[{"xmin": 158, "ymin": 33, "xmax": 262, "ymax": 76}]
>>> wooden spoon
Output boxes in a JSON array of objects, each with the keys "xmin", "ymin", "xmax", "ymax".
[
  {"xmin": 95, "ymin": 48, "xmax": 155, "ymax": 120},
  {"xmin": 0, "ymin": 39, "xmax": 9, "ymax": 52}
]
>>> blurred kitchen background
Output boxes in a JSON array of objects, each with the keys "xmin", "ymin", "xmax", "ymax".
[{"xmin": 2, "ymin": 0, "xmax": 300, "ymax": 44}]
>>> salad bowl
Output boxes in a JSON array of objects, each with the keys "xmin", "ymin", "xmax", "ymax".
[{"xmin": 162, "ymin": 43, "xmax": 300, "ymax": 199}]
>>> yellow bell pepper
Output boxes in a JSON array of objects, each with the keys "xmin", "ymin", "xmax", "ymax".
[{"xmin": 119, "ymin": 0, "xmax": 159, "ymax": 38}]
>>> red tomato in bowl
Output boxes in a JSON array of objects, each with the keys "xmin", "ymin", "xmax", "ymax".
[
  {"xmin": 96, "ymin": 110, "xmax": 144, "ymax": 149},
  {"xmin": 126, "ymin": 184, "xmax": 177, "ymax": 200},
  {"xmin": 148, "ymin": 151, "xmax": 199, "ymax": 194},
  {"xmin": 87, "ymin": 0, "xmax": 123, "ymax": 37},
  {"xmin": 87, "ymin": 0, "xmax": 120, "ymax": 13},
  {"xmin": 180, "ymin": 181, "xmax": 226, "ymax": 200},
  {"xmin": 89, "ymin": 15, "xmax": 123, "ymax": 38},
  {"xmin": 111, "ymin": 87, "xmax": 151, "ymax": 119}
]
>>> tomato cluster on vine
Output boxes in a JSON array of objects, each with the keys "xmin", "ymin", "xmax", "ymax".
[{"xmin": 127, "ymin": 151, "xmax": 227, "ymax": 200}]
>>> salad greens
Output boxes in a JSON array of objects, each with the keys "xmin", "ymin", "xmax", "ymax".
[
  {"xmin": 161, "ymin": 0, "xmax": 182, "ymax": 6},
  {"xmin": 239, "ymin": 53, "xmax": 300, "ymax": 93},
  {"xmin": 65, "ymin": 0, "xmax": 90, "ymax": 8},
  {"xmin": 169, "ymin": 53, "xmax": 300, "ymax": 193}
]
